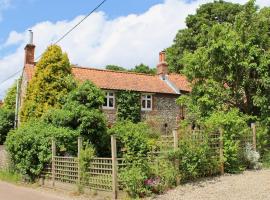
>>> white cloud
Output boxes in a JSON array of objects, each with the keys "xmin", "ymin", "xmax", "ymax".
[{"xmin": 0, "ymin": 0, "xmax": 270, "ymax": 98}]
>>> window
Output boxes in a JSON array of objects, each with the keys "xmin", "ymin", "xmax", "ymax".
[
  {"xmin": 141, "ymin": 94, "xmax": 152, "ymax": 111},
  {"xmin": 103, "ymin": 91, "xmax": 115, "ymax": 109}
]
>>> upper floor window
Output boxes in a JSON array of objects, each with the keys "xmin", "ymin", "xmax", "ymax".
[
  {"xmin": 141, "ymin": 94, "xmax": 152, "ymax": 111},
  {"xmin": 103, "ymin": 91, "xmax": 115, "ymax": 109}
]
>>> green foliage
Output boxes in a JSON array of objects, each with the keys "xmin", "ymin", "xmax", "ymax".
[
  {"xmin": 0, "ymin": 108, "xmax": 14, "ymax": 144},
  {"xmin": 109, "ymin": 121, "xmax": 158, "ymax": 163},
  {"xmin": 64, "ymin": 80, "xmax": 105, "ymax": 110},
  {"xmin": 149, "ymin": 158, "xmax": 178, "ymax": 193},
  {"xmin": 167, "ymin": 0, "xmax": 243, "ymax": 72},
  {"xmin": 78, "ymin": 144, "xmax": 95, "ymax": 191},
  {"xmin": 204, "ymin": 109, "xmax": 250, "ymax": 173},
  {"xmin": 5, "ymin": 120, "xmax": 78, "ymax": 180},
  {"xmin": 3, "ymin": 83, "xmax": 17, "ymax": 110},
  {"xmin": 131, "ymin": 64, "xmax": 156, "ymax": 75},
  {"xmin": 262, "ymin": 151, "xmax": 270, "ymax": 168},
  {"xmin": 43, "ymin": 81, "xmax": 109, "ymax": 156},
  {"xmin": 116, "ymin": 91, "xmax": 141, "ymax": 123},
  {"xmin": 256, "ymin": 123, "xmax": 270, "ymax": 156},
  {"xmin": 170, "ymin": 137, "xmax": 219, "ymax": 181},
  {"xmin": 105, "ymin": 65, "xmax": 126, "ymax": 71},
  {"xmin": 175, "ymin": 1, "xmax": 270, "ymax": 121},
  {"xmin": 120, "ymin": 165, "xmax": 151, "ymax": 198},
  {"xmin": 21, "ymin": 45, "xmax": 76, "ymax": 122}
]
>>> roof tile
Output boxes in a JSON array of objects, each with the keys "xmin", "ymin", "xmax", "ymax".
[{"xmin": 24, "ymin": 65, "xmax": 190, "ymax": 94}]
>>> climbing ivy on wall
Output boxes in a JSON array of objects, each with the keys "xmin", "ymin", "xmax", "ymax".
[{"xmin": 116, "ymin": 91, "xmax": 141, "ymax": 123}]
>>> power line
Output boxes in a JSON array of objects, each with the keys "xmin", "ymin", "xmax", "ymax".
[
  {"xmin": 0, "ymin": 0, "xmax": 108, "ymax": 87},
  {"xmin": 35, "ymin": 0, "xmax": 107, "ymax": 61},
  {"xmin": 0, "ymin": 69, "xmax": 22, "ymax": 86}
]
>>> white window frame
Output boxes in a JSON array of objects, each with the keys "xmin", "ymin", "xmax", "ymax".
[
  {"xmin": 141, "ymin": 94, "xmax": 152, "ymax": 111},
  {"xmin": 102, "ymin": 91, "xmax": 115, "ymax": 109}
]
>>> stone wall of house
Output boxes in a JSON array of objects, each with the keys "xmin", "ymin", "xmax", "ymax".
[
  {"xmin": 141, "ymin": 93, "xmax": 181, "ymax": 134},
  {"xmin": 102, "ymin": 93, "xmax": 182, "ymax": 133},
  {"xmin": 103, "ymin": 109, "xmax": 117, "ymax": 126},
  {"xmin": 0, "ymin": 145, "xmax": 8, "ymax": 169}
]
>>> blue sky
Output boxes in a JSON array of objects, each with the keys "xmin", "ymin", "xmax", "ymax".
[
  {"xmin": 0, "ymin": 0, "xmax": 269, "ymax": 99},
  {"xmin": 0, "ymin": 0, "xmax": 163, "ymax": 51}
]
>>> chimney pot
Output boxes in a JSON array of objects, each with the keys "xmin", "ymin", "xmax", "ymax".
[{"xmin": 24, "ymin": 31, "xmax": 35, "ymax": 65}]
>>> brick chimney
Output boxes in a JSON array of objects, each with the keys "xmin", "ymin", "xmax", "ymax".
[
  {"xmin": 24, "ymin": 30, "xmax": 35, "ymax": 65},
  {"xmin": 157, "ymin": 51, "xmax": 168, "ymax": 78}
]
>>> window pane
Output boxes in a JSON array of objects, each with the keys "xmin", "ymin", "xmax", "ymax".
[
  {"xmin": 109, "ymin": 92, "xmax": 114, "ymax": 97},
  {"xmin": 103, "ymin": 98, "xmax": 107, "ymax": 106},
  {"xmin": 142, "ymin": 100, "xmax": 146, "ymax": 108},
  {"xmin": 147, "ymin": 100, "xmax": 151, "ymax": 108},
  {"xmin": 109, "ymin": 98, "xmax": 114, "ymax": 107},
  {"xmin": 147, "ymin": 95, "xmax": 151, "ymax": 99}
]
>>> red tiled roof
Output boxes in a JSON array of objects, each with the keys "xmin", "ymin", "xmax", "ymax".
[
  {"xmin": 168, "ymin": 73, "xmax": 191, "ymax": 92},
  {"xmin": 24, "ymin": 65, "xmax": 190, "ymax": 94}
]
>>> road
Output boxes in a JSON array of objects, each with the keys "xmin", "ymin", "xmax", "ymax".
[{"xmin": 0, "ymin": 181, "xmax": 72, "ymax": 200}]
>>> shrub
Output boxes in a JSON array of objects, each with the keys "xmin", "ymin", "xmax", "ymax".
[
  {"xmin": 204, "ymin": 109, "xmax": 250, "ymax": 173},
  {"xmin": 43, "ymin": 81, "xmax": 110, "ymax": 156},
  {"xmin": 148, "ymin": 158, "xmax": 178, "ymax": 193},
  {"xmin": 0, "ymin": 108, "xmax": 14, "ymax": 144},
  {"xmin": 5, "ymin": 120, "xmax": 78, "ymax": 180},
  {"xmin": 170, "ymin": 136, "xmax": 219, "ymax": 181},
  {"xmin": 108, "ymin": 121, "xmax": 159, "ymax": 163},
  {"xmin": 243, "ymin": 143, "xmax": 261, "ymax": 170},
  {"xmin": 262, "ymin": 151, "xmax": 270, "ymax": 168},
  {"xmin": 120, "ymin": 164, "xmax": 151, "ymax": 198},
  {"xmin": 256, "ymin": 123, "xmax": 270, "ymax": 157}
]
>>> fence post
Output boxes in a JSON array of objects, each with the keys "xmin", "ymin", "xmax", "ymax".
[
  {"xmin": 173, "ymin": 129, "xmax": 180, "ymax": 185},
  {"xmin": 111, "ymin": 135, "xmax": 118, "ymax": 200},
  {"xmin": 52, "ymin": 138, "xmax": 56, "ymax": 187},
  {"xmin": 251, "ymin": 123, "xmax": 256, "ymax": 151},
  {"xmin": 77, "ymin": 137, "xmax": 83, "ymax": 185},
  {"xmin": 219, "ymin": 129, "xmax": 224, "ymax": 175}
]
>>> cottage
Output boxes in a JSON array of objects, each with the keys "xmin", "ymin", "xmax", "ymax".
[{"xmin": 20, "ymin": 39, "xmax": 190, "ymax": 133}]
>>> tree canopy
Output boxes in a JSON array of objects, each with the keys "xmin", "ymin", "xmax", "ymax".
[
  {"xmin": 167, "ymin": 0, "xmax": 244, "ymax": 73},
  {"xmin": 131, "ymin": 64, "xmax": 156, "ymax": 75},
  {"xmin": 105, "ymin": 65, "xmax": 127, "ymax": 71}
]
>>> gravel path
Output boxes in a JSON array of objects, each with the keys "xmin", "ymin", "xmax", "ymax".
[{"xmin": 154, "ymin": 169, "xmax": 270, "ymax": 200}]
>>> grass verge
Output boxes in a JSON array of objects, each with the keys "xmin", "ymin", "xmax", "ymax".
[{"xmin": 0, "ymin": 170, "xmax": 22, "ymax": 184}]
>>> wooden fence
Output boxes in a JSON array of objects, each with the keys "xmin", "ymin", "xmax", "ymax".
[{"xmin": 41, "ymin": 123, "xmax": 257, "ymax": 199}]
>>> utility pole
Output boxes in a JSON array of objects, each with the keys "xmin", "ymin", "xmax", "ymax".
[{"xmin": 14, "ymin": 79, "xmax": 20, "ymax": 128}]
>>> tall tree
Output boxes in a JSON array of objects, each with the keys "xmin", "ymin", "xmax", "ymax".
[
  {"xmin": 179, "ymin": 1, "xmax": 270, "ymax": 123},
  {"xmin": 21, "ymin": 45, "xmax": 76, "ymax": 122},
  {"xmin": 167, "ymin": 0, "xmax": 243, "ymax": 73}
]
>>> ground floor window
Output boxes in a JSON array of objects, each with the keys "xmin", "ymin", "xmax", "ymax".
[
  {"xmin": 103, "ymin": 91, "xmax": 115, "ymax": 109},
  {"xmin": 141, "ymin": 94, "xmax": 152, "ymax": 111}
]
